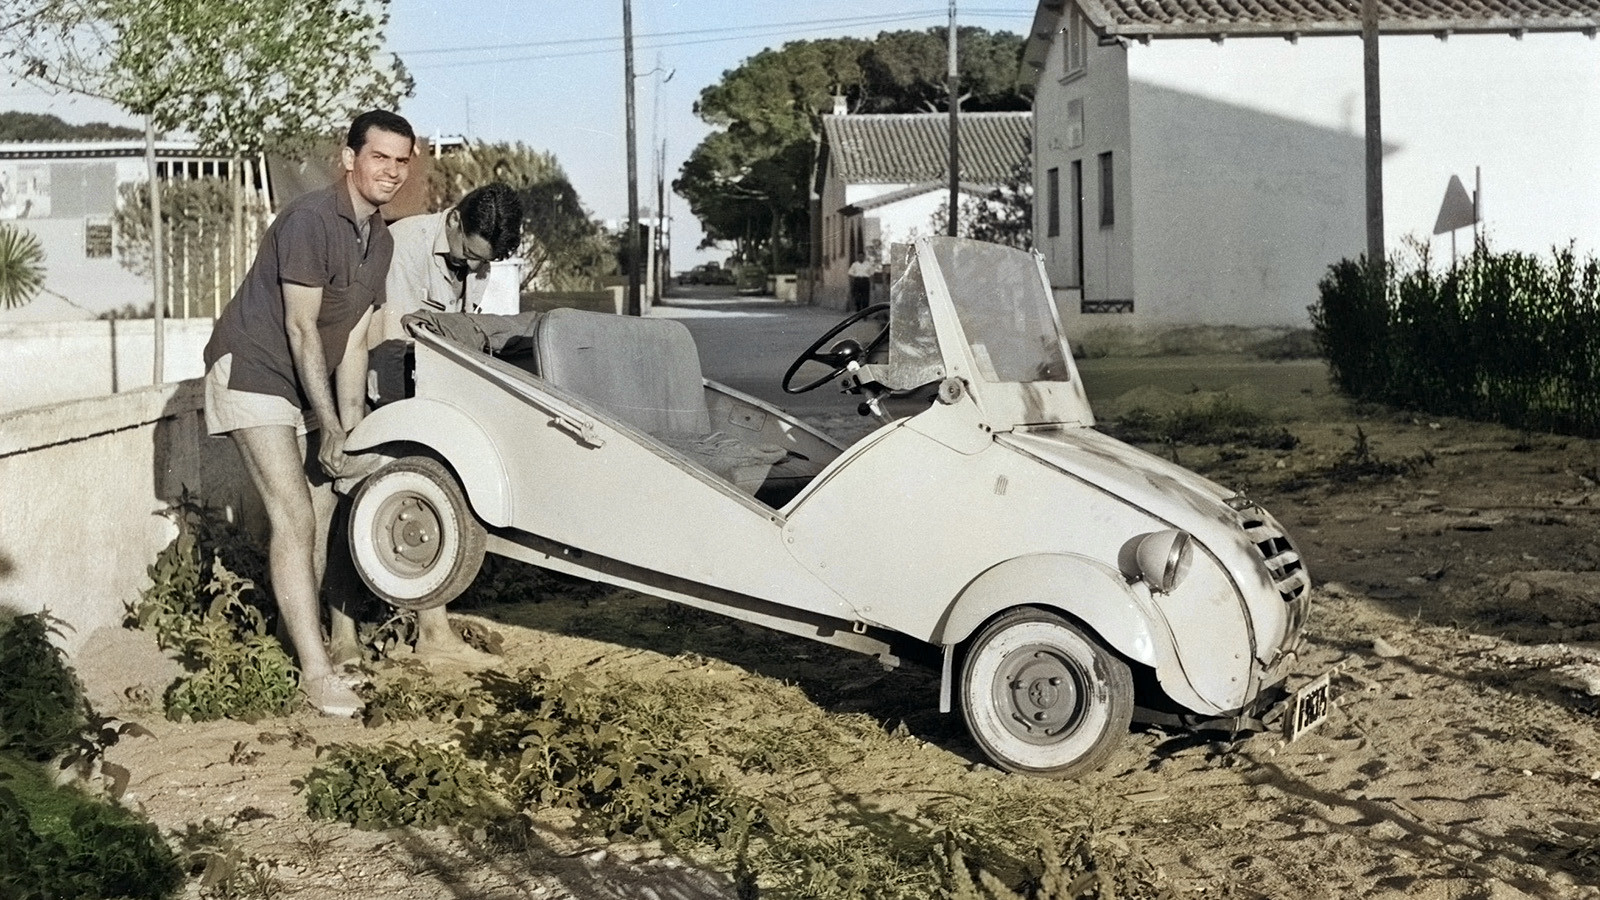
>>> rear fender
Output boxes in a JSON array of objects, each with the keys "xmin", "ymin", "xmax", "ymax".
[{"xmin": 345, "ymin": 399, "xmax": 512, "ymax": 527}]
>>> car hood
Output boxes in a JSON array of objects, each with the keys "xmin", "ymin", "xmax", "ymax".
[{"xmin": 998, "ymin": 426, "xmax": 1244, "ymax": 539}]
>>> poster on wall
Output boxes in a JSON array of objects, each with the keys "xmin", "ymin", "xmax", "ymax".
[{"xmin": 0, "ymin": 163, "xmax": 52, "ymax": 219}]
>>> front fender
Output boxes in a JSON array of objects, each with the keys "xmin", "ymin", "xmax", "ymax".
[
  {"xmin": 345, "ymin": 398, "xmax": 512, "ymax": 527},
  {"xmin": 934, "ymin": 554, "xmax": 1164, "ymax": 667}
]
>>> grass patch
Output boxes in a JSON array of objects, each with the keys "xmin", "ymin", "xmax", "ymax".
[{"xmin": 1103, "ymin": 396, "xmax": 1297, "ymax": 451}]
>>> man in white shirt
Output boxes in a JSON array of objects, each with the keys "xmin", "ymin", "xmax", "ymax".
[{"xmin": 339, "ymin": 182, "xmax": 522, "ymax": 668}]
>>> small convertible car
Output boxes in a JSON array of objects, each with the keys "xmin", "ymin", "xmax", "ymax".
[{"xmin": 341, "ymin": 236, "xmax": 1322, "ymax": 778}]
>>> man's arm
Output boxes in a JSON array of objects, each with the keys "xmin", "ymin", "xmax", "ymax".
[
  {"xmin": 283, "ymin": 282, "xmax": 348, "ymax": 476},
  {"xmin": 336, "ymin": 307, "xmax": 374, "ymax": 431}
]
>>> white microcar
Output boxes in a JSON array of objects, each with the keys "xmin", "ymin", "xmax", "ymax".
[{"xmin": 341, "ymin": 236, "xmax": 1327, "ymax": 778}]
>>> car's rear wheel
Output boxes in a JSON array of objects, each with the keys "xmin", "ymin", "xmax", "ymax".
[
  {"xmin": 959, "ymin": 608, "xmax": 1134, "ymax": 778},
  {"xmin": 347, "ymin": 456, "xmax": 485, "ymax": 610}
]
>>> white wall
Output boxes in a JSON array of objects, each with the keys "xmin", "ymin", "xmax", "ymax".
[
  {"xmin": 0, "ymin": 318, "xmax": 213, "ymax": 415},
  {"xmin": 0, "ymin": 381, "xmax": 261, "ymax": 652},
  {"xmin": 1128, "ymin": 82, "xmax": 1366, "ymax": 327}
]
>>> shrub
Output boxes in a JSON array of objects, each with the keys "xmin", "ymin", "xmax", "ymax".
[
  {"xmin": 302, "ymin": 740, "xmax": 507, "ymax": 831},
  {"xmin": 0, "ymin": 613, "xmax": 87, "ymax": 763}
]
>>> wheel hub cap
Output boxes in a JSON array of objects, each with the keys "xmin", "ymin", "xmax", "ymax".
[
  {"xmin": 377, "ymin": 494, "xmax": 441, "ymax": 575},
  {"xmin": 997, "ymin": 647, "xmax": 1084, "ymax": 743}
]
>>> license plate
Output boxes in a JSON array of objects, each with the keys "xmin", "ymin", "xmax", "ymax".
[{"xmin": 1283, "ymin": 671, "xmax": 1333, "ymax": 742}]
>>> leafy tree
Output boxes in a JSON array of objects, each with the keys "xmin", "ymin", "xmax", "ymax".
[
  {"xmin": 426, "ymin": 142, "xmax": 617, "ymax": 292},
  {"xmin": 930, "ymin": 139, "xmax": 1033, "ymax": 250},
  {"xmin": 675, "ymin": 27, "xmax": 1031, "ymax": 271},
  {"xmin": 3, "ymin": 0, "xmax": 411, "ymax": 157},
  {"xmin": 0, "ymin": 111, "xmax": 141, "ymax": 141}
]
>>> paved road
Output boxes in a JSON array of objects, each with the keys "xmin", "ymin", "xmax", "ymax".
[{"xmin": 649, "ymin": 286, "xmax": 867, "ymax": 419}]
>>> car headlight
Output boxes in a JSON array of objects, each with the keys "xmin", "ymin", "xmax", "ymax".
[{"xmin": 1118, "ymin": 530, "xmax": 1195, "ymax": 594}]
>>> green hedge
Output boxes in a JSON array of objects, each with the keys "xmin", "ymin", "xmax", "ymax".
[{"xmin": 1311, "ymin": 243, "xmax": 1600, "ymax": 436}]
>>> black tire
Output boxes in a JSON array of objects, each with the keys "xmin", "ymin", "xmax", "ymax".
[
  {"xmin": 346, "ymin": 456, "xmax": 485, "ymax": 611},
  {"xmin": 959, "ymin": 608, "xmax": 1134, "ymax": 778}
]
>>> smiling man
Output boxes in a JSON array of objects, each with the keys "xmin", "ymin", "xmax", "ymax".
[{"xmin": 201, "ymin": 109, "xmax": 415, "ymax": 717}]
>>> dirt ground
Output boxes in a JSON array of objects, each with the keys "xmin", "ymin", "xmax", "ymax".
[{"xmin": 72, "ymin": 359, "xmax": 1600, "ymax": 899}]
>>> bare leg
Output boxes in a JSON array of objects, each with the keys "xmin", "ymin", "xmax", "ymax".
[
  {"xmin": 231, "ymin": 425, "xmax": 361, "ymax": 715},
  {"xmin": 414, "ymin": 606, "xmax": 497, "ymax": 667}
]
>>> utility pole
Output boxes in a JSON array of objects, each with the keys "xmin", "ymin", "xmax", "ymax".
[
  {"xmin": 946, "ymin": 0, "xmax": 960, "ymax": 237},
  {"xmin": 1361, "ymin": 0, "xmax": 1384, "ymax": 278},
  {"xmin": 623, "ymin": 0, "xmax": 642, "ymax": 316}
]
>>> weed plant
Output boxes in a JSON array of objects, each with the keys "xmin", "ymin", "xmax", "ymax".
[
  {"xmin": 132, "ymin": 496, "xmax": 299, "ymax": 722},
  {"xmin": 0, "ymin": 613, "xmax": 88, "ymax": 762},
  {"xmin": 304, "ymin": 661, "xmax": 1168, "ymax": 899}
]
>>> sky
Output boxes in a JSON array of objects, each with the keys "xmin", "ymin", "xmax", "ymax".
[{"xmin": 2, "ymin": 2, "xmax": 1595, "ymax": 269}]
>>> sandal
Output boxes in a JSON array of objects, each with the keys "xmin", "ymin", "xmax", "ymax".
[{"xmin": 303, "ymin": 674, "xmax": 364, "ymax": 718}]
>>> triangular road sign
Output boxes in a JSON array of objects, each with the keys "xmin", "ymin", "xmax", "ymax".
[{"xmin": 1433, "ymin": 175, "xmax": 1478, "ymax": 235}]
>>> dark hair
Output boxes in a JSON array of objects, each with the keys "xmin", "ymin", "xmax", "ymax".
[
  {"xmin": 456, "ymin": 182, "xmax": 523, "ymax": 260},
  {"xmin": 346, "ymin": 109, "xmax": 415, "ymax": 152}
]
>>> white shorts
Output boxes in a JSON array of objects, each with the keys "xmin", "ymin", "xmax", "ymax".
[{"xmin": 203, "ymin": 354, "xmax": 315, "ymax": 436}]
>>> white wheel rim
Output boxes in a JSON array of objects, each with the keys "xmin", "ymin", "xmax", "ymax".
[
  {"xmin": 964, "ymin": 620, "xmax": 1112, "ymax": 771},
  {"xmin": 351, "ymin": 469, "xmax": 462, "ymax": 601}
]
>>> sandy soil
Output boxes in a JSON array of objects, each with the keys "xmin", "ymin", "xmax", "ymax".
[{"xmin": 72, "ymin": 396, "xmax": 1600, "ymax": 900}]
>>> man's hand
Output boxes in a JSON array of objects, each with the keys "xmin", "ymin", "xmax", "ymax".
[{"xmin": 318, "ymin": 422, "xmax": 350, "ymax": 478}]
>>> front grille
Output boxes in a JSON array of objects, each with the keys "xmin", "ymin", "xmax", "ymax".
[{"xmin": 1241, "ymin": 515, "xmax": 1310, "ymax": 602}]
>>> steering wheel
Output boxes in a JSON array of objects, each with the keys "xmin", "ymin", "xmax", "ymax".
[{"xmin": 782, "ymin": 303, "xmax": 891, "ymax": 394}]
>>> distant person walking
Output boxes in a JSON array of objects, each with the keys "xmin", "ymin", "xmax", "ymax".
[
  {"xmin": 848, "ymin": 254, "xmax": 874, "ymax": 311},
  {"xmin": 200, "ymin": 109, "xmax": 415, "ymax": 717}
]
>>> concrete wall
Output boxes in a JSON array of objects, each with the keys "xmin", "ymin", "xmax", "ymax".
[
  {"xmin": 1127, "ymin": 82, "xmax": 1365, "ymax": 328},
  {"xmin": 0, "ymin": 318, "xmax": 213, "ymax": 415},
  {"xmin": 0, "ymin": 380, "xmax": 261, "ymax": 651}
]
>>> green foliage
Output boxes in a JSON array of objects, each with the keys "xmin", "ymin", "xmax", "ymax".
[
  {"xmin": 0, "ymin": 221, "xmax": 46, "ymax": 309},
  {"xmin": 933, "ymin": 139, "xmax": 1033, "ymax": 251},
  {"xmin": 0, "ymin": 613, "xmax": 88, "ymax": 763},
  {"xmin": 131, "ymin": 495, "xmax": 298, "ymax": 722},
  {"xmin": 676, "ymin": 27, "xmax": 1031, "ymax": 267},
  {"xmin": 466, "ymin": 668, "xmax": 754, "ymax": 847},
  {"xmin": 302, "ymin": 740, "xmax": 507, "ymax": 831},
  {"xmin": 0, "ymin": 761, "xmax": 184, "ymax": 900},
  {"xmin": 1310, "ymin": 240, "xmax": 1600, "ymax": 436},
  {"xmin": 423, "ymin": 141, "xmax": 616, "ymax": 292},
  {"xmin": 111, "ymin": 176, "xmax": 266, "ymax": 317},
  {"xmin": 6, "ymin": 0, "xmax": 411, "ymax": 155},
  {"xmin": 0, "ymin": 110, "xmax": 142, "ymax": 140}
]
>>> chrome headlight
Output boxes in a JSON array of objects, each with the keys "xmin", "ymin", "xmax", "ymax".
[{"xmin": 1118, "ymin": 530, "xmax": 1195, "ymax": 594}]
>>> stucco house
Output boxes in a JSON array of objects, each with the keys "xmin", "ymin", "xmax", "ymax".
[
  {"xmin": 1023, "ymin": 0, "xmax": 1599, "ymax": 334},
  {"xmin": 0, "ymin": 140, "xmax": 250, "ymax": 320},
  {"xmin": 812, "ymin": 110, "xmax": 1031, "ymax": 311}
]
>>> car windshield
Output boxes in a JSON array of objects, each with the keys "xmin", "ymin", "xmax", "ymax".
[{"xmin": 928, "ymin": 240, "xmax": 1071, "ymax": 384}]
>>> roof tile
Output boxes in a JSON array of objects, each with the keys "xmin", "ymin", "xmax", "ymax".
[{"xmin": 822, "ymin": 112, "xmax": 1032, "ymax": 185}]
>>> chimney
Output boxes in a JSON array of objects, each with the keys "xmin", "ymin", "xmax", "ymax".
[{"xmin": 831, "ymin": 94, "xmax": 848, "ymax": 116}]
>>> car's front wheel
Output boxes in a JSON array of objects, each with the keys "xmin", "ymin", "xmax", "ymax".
[
  {"xmin": 959, "ymin": 608, "xmax": 1134, "ymax": 778},
  {"xmin": 347, "ymin": 456, "xmax": 485, "ymax": 610}
]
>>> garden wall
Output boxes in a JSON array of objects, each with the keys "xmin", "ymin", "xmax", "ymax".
[
  {"xmin": 0, "ymin": 380, "xmax": 261, "ymax": 652},
  {"xmin": 0, "ymin": 318, "xmax": 214, "ymax": 416}
]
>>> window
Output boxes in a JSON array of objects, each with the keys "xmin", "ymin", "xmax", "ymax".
[
  {"xmin": 1098, "ymin": 152, "xmax": 1114, "ymax": 228},
  {"xmin": 85, "ymin": 220, "xmax": 113, "ymax": 259},
  {"xmin": 1046, "ymin": 167, "xmax": 1061, "ymax": 237},
  {"xmin": 1064, "ymin": 10, "xmax": 1087, "ymax": 77}
]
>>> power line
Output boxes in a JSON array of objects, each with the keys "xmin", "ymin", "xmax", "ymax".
[{"xmin": 401, "ymin": 8, "xmax": 1032, "ymax": 70}]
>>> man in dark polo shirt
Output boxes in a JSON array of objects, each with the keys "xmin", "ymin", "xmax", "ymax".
[{"xmin": 202, "ymin": 109, "xmax": 414, "ymax": 717}]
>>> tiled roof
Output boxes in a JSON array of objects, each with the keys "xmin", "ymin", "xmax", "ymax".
[
  {"xmin": 1035, "ymin": 0, "xmax": 1599, "ymax": 44},
  {"xmin": 822, "ymin": 112, "xmax": 1031, "ymax": 185}
]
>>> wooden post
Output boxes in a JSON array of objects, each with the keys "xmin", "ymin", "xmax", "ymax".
[
  {"xmin": 623, "ymin": 0, "xmax": 642, "ymax": 316},
  {"xmin": 946, "ymin": 0, "xmax": 960, "ymax": 237},
  {"xmin": 1362, "ymin": 0, "xmax": 1384, "ymax": 276},
  {"xmin": 145, "ymin": 115, "xmax": 165, "ymax": 384}
]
